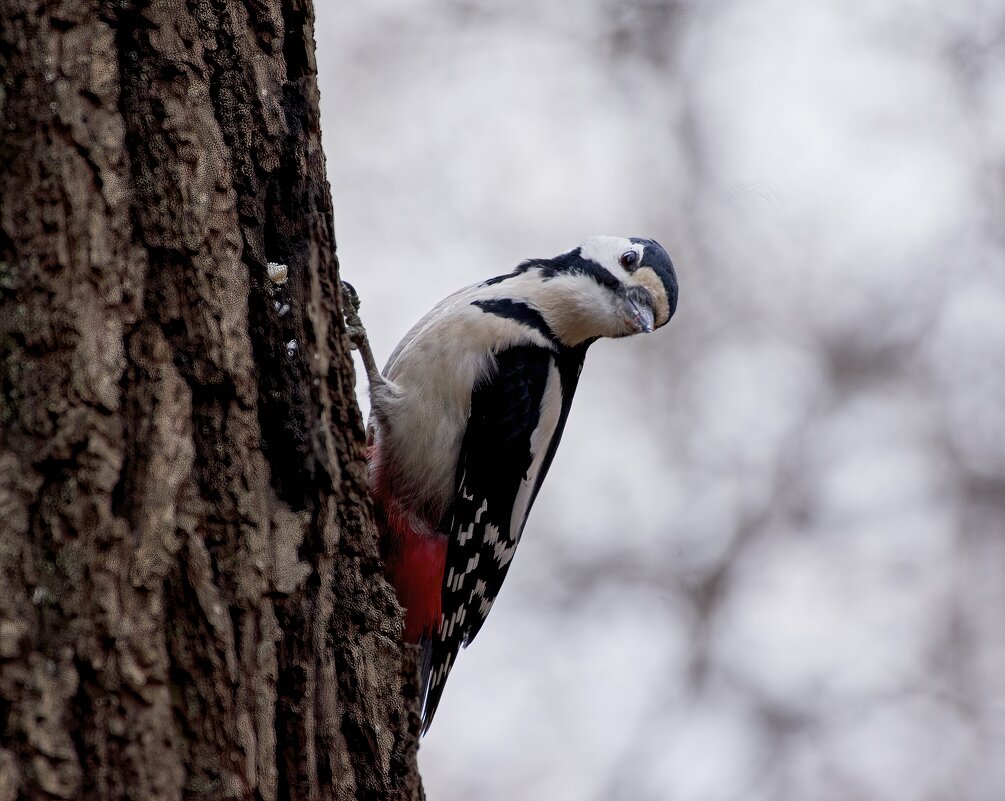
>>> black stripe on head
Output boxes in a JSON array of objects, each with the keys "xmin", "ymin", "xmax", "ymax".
[
  {"xmin": 536, "ymin": 247, "xmax": 621, "ymax": 291},
  {"xmin": 482, "ymin": 260, "xmax": 536, "ymax": 286},
  {"xmin": 472, "ymin": 298, "xmax": 557, "ymax": 343},
  {"xmin": 630, "ymin": 237, "xmax": 679, "ymax": 320}
]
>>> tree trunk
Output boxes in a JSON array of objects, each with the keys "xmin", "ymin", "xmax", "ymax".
[{"xmin": 0, "ymin": 2, "xmax": 422, "ymax": 800}]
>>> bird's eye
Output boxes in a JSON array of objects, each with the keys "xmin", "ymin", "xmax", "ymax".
[{"xmin": 619, "ymin": 250, "xmax": 639, "ymax": 269}]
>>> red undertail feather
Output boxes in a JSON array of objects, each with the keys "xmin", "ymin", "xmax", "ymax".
[
  {"xmin": 370, "ymin": 452, "xmax": 446, "ymax": 642},
  {"xmin": 381, "ymin": 510, "xmax": 446, "ymax": 643}
]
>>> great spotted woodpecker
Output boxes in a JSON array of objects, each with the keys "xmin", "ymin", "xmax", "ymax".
[{"xmin": 343, "ymin": 235, "xmax": 678, "ymax": 731}]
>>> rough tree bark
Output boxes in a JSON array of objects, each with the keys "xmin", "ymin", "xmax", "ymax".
[{"xmin": 0, "ymin": 2, "xmax": 423, "ymax": 799}]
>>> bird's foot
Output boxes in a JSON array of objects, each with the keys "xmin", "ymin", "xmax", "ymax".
[
  {"xmin": 341, "ymin": 281, "xmax": 366, "ymax": 347},
  {"xmin": 340, "ymin": 280, "xmax": 382, "ymax": 385}
]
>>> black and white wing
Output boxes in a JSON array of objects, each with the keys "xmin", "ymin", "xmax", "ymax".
[{"xmin": 421, "ymin": 343, "xmax": 588, "ymax": 730}]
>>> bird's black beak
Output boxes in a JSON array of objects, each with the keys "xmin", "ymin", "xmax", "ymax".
[{"xmin": 623, "ymin": 286, "xmax": 656, "ymax": 334}]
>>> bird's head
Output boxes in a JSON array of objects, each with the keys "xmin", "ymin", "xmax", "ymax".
[{"xmin": 527, "ymin": 235, "xmax": 679, "ymax": 346}]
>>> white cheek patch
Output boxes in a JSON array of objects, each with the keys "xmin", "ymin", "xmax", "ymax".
[
  {"xmin": 529, "ymin": 273, "xmax": 620, "ymax": 345},
  {"xmin": 632, "ymin": 266, "xmax": 671, "ymax": 327}
]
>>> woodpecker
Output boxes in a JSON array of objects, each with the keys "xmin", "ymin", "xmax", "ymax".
[{"xmin": 343, "ymin": 235, "xmax": 678, "ymax": 732}]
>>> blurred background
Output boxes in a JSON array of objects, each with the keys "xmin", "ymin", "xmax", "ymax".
[{"xmin": 315, "ymin": 1, "xmax": 1005, "ymax": 799}]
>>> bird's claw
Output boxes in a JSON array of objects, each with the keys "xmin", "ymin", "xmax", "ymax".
[
  {"xmin": 341, "ymin": 281, "xmax": 366, "ymax": 351},
  {"xmin": 340, "ymin": 280, "xmax": 383, "ymax": 384},
  {"xmin": 341, "ymin": 279, "xmax": 360, "ymax": 311}
]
